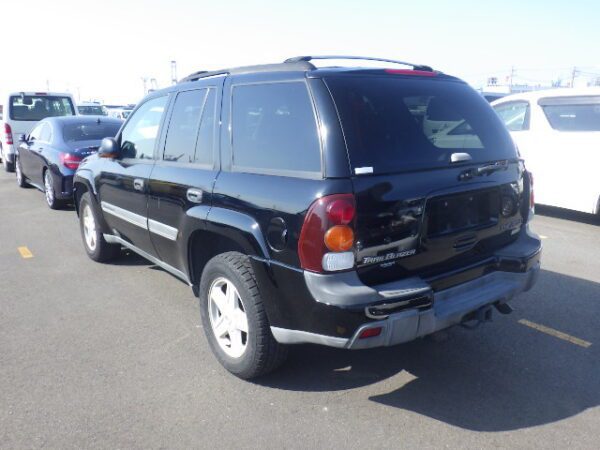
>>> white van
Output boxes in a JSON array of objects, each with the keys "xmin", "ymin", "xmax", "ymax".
[
  {"xmin": 0, "ymin": 92, "xmax": 77, "ymax": 172},
  {"xmin": 492, "ymin": 88, "xmax": 600, "ymax": 215}
]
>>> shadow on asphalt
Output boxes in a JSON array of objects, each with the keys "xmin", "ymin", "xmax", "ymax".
[
  {"xmin": 535, "ymin": 205, "xmax": 599, "ymax": 225},
  {"xmin": 258, "ymin": 269, "xmax": 599, "ymax": 432}
]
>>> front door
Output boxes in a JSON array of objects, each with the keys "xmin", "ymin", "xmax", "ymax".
[
  {"xmin": 97, "ymin": 95, "xmax": 170, "ymax": 255},
  {"xmin": 147, "ymin": 85, "xmax": 221, "ymax": 272}
]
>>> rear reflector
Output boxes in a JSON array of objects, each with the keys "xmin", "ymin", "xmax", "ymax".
[
  {"xmin": 385, "ymin": 69, "xmax": 436, "ymax": 77},
  {"xmin": 359, "ymin": 327, "xmax": 382, "ymax": 339}
]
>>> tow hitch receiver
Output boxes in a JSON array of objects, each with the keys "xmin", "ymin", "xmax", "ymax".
[{"xmin": 460, "ymin": 305, "xmax": 494, "ymax": 330}]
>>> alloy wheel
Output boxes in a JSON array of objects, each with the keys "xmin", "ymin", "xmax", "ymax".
[
  {"xmin": 44, "ymin": 171, "xmax": 54, "ymax": 206},
  {"xmin": 208, "ymin": 277, "xmax": 249, "ymax": 358},
  {"xmin": 82, "ymin": 205, "xmax": 97, "ymax": 251}
]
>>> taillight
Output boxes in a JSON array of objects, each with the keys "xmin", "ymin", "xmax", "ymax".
[
  {"xmin": 3, "ymin": 123, "xmax": 13, "ymax": 145},
  {"xmin": 59, "ymin": 152, "xmax": 82, "ymax": 170},
  {"xmin": 298, "ymin": 194, "xmax": 356, "ymax": 272}
]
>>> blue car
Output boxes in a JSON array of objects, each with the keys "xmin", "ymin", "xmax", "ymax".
[{"xmin": 15, "ymin": 116, "xmax": 123, "ymax": 208}]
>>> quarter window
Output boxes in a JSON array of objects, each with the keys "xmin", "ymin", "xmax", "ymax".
[
  {"xmin": 120, "ymin": 96, "xmax": 168, "ymax": 159},
  {"xmin": 231, "ymin": 82, "xmax": 321, "ymax": 175},
  {"xmin": 493, "ymin": 102, "xmax": 530, "ymax": 131}
]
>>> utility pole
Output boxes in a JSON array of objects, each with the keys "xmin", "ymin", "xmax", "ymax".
[
  {"xmin": 170, "ymin": 60, "xmax": 178, "ymax": 85},
  {"xmin": 570, "ymin": 67, "xmax": 578, "ymax": 87},
  {"xmin": 46, "ymin": 79, "xmax": 50, "ymax": 91},
  {"xmin": 141, "ymin": 77, "xmax": 148, "ymax": 95},
  {"xmin": 509, "ymin": 66, "xmax": 515, "ymax": 92}
]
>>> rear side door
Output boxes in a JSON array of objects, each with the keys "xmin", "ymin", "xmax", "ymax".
[
  {"xmin": 97, "ymin": 95, "xmax": 169, "ymax": 254},
  {"xmin": 147, "ymin": 81, "xmax": 223, "ymax": 272}
]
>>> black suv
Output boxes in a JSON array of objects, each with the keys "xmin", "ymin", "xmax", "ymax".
[{"xmin": 74, "ymin": 56, "xmax": 541, "ymax": 379}]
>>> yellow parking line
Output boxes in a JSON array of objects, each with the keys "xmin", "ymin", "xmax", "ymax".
[
  {"xmin": 17, "ymin": 246, "xmax": 34, "ymax": 259},
  {"xmin": 518, "ymin": 319, "xmax": 591, "ymax": 348}
]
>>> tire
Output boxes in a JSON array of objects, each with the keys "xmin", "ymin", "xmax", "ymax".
[
  {"xmin": 78, "ymin": 192, "xmax": 121, "ymax": 262},
  {"xmin": 15, "ymin": 156, "xmax": 29, "ymax": 188},
  {"xmin": 3, "ymin": 154, "xmax": 15, "ymax": 172},
  {"xmin": 199, "ymin": 252, "xmax": 288, "ymax": 379},
  {"xmin": 43, "ymin": 169, "xmax": 65, "ymax": 210}
]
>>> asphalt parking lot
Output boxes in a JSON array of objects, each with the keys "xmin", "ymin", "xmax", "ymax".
[{"xmin": 0, "ymin": 170, "xmax": 598, "ymax": 450}]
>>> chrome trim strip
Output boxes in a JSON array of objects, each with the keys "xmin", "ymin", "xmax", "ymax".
[
  {"xmin": 148, "ymin": 219, "xmax": 178, "ymax": 241},
  {"xmin": 101, "ymin": 201, "xmax": 148, "ymax": 229},
  {"xmin": 270, "ymin": 327, "xmax": 348, "ymax": 348},
  {"xmin": 103, "ymin": 234, "xmax": 191, "ymax": 285}
]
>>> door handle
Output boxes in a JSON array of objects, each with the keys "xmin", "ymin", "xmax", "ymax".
[
  {"xmin": 133, "ymin": 178, "xmax": 144, "ymax": 191},
  {"xmin": 186, "ymin": 188, "xmax": 203, "ymax": 204}
]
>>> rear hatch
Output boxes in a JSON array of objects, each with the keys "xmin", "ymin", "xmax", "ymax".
[{"xmin": 325, "ymin": 74, "xmax": 528, "ymax": 287}]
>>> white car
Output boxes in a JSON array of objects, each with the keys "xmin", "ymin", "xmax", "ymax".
[
  {"xmin": 0, "ymin": 91, "xmax": 77, "ymax": 172},
  {"xmin": 492, "ymin": 88, "xmax": 600, "ymax": 215}
]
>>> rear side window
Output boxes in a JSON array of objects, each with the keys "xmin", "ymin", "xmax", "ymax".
[
  {"xmin": 538, "ymin": 96, "xmax": 600, "ymax": 131},
  {"xmin": 10, "ymin": 95, "xmax": 75, "ymax": 121},
  {"xmin": 231, "ymin": 82, "xmax": 321, "ymax": 176},
  {"xmin": 493, "ymin": 102, "xmax": 530, "ymax": 131},
  {"xmin": 63, "ymin": 121, "xmax": 122, "ymax": 143},
  {"xmin": 326, "ymin": 77, "xmax": 516, "ymax": 174},
  {"xmin": 163, "ymin": 89, "xmax": 206, "ymax": 163}
]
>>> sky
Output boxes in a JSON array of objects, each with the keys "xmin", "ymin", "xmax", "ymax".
[{"xmin": 2, "ymin": 0, "xmax": 599, "ymax": 104}]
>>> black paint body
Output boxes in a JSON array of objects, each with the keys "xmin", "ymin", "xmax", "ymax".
[{"xmin": 73, "ymin": 64, "xmax": 540, "ymax": 339}]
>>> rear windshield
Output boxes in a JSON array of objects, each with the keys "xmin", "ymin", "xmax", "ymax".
[
  {"xmin": 63, "ymin": 121, "xmax": 122, "ymax": 143},
  {"xmin": 10, "ymin": 95, "xmax": 76, "ymax": 121},
  {"xmin": 539, "ymin": 96, "xmax": 600, "ymax": 132},
  {"xmin": 78, "ymin": 105, "xmax": 107, "ymax": 116},
  {"xmin": 325, "ymin": 76, "xmax": 516, "ymax": 174}
]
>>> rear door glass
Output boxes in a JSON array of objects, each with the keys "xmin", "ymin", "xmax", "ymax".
[
  {"xmin": 10, "ymin": 95, "xmax": 75, "ymax": 121},
  {"xmin": 325, "ymin": 76, "xmax": 516, "ymax": 174}
]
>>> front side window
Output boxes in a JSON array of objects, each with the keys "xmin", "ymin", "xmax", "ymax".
[
  {"xmin": 163, "ymin": 89, "xmax": 207, "ymax": 163},
  {"xmin": 539, "ymin": 96, "xmax": 600, "ymax": 131},
  {"xmin": 120, "ymin": 96, "xmax": 168, "ymax": 159},
  {"xmin": 231, "ymin": 82, "xmax": 321, "ymax": 175},
  {"xmin": 493, "ymin": 101, "xmax": 530, "ymax": 131},
  {"xmin": 10, "ymin": 95, "xmax": 75, "ymax": 121}
]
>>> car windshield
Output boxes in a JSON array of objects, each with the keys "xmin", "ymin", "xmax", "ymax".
[
  {"xmin": 62, "ymin": 121, "xmax": 122, "ymax": 143},
  {"xmin": 79, "ymin": 105, "xmax": 107, "ymax": 116},
  {"xmin": 539, "ymin": 96, "xmax": 600, "ymax": 131},
  {"xmin": 10, "ymin": 95, "xmax": 76, "ymax": 121},
  {"xmin": 325, "ymin": 76, "xmax": 516, "ymax": 174}
]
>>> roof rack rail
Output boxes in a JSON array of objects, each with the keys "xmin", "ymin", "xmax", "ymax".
[{"xmin": 284, "ymin": 55, "xmax": 433, "ymax": 72}]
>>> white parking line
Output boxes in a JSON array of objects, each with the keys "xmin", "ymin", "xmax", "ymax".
[{"xmin": 519, "ymin": 319, "xmax": 591, "ymax": 348}]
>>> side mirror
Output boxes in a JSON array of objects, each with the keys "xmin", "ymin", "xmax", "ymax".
[
  {"xmin": 18, "ymin": 134, "xmax": 27, "ymax": 143},
  {"xmin": 98, "ymin": 137, "xmax": 121, "ymax": 159}
]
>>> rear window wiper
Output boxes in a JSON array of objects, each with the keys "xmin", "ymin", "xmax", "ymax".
[{"xmin": 459, "ymin": 160, "xmax": 508, "ymax": 181}]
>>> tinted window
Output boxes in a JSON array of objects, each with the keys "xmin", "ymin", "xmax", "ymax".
[
  {"xmin": 493, "ymin": 102, "xmax": 530, "ymax": 131},
  {"xmin": 120, "ymin": 96, "xmax": 168, "ymax": 159},
  {"xmin": 195, "ymin": 88, "xmax": 216, "ymax": 166},
  {"xmin": 63, "ymin": 121, "xmax": 122, "ymax": 143},
  {"xmin": 163, "ymin": 89, "xmax": 206, "ymax": 163},
  {"xmin": 78, "ymin": 105, "xmax": 107, "ymax": 116},
  {"xmin": 326, "ymin": 77, "xmax": 516, "ymax": 173},
  {"xmin": 539, "ymin": 96, "xmax": 600, "ymax": 131},
  {"xmin": 10, "ymin": 95, "xmax": 75, "ymax": 121},
  {"xmin": 231, "ymin": 82, "xmax": 321, "ymax": 175}
]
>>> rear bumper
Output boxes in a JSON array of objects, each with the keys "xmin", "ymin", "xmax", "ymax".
[{"xmin": 270, "ymin": 228, "xmax": 541, "ymax": 349}]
